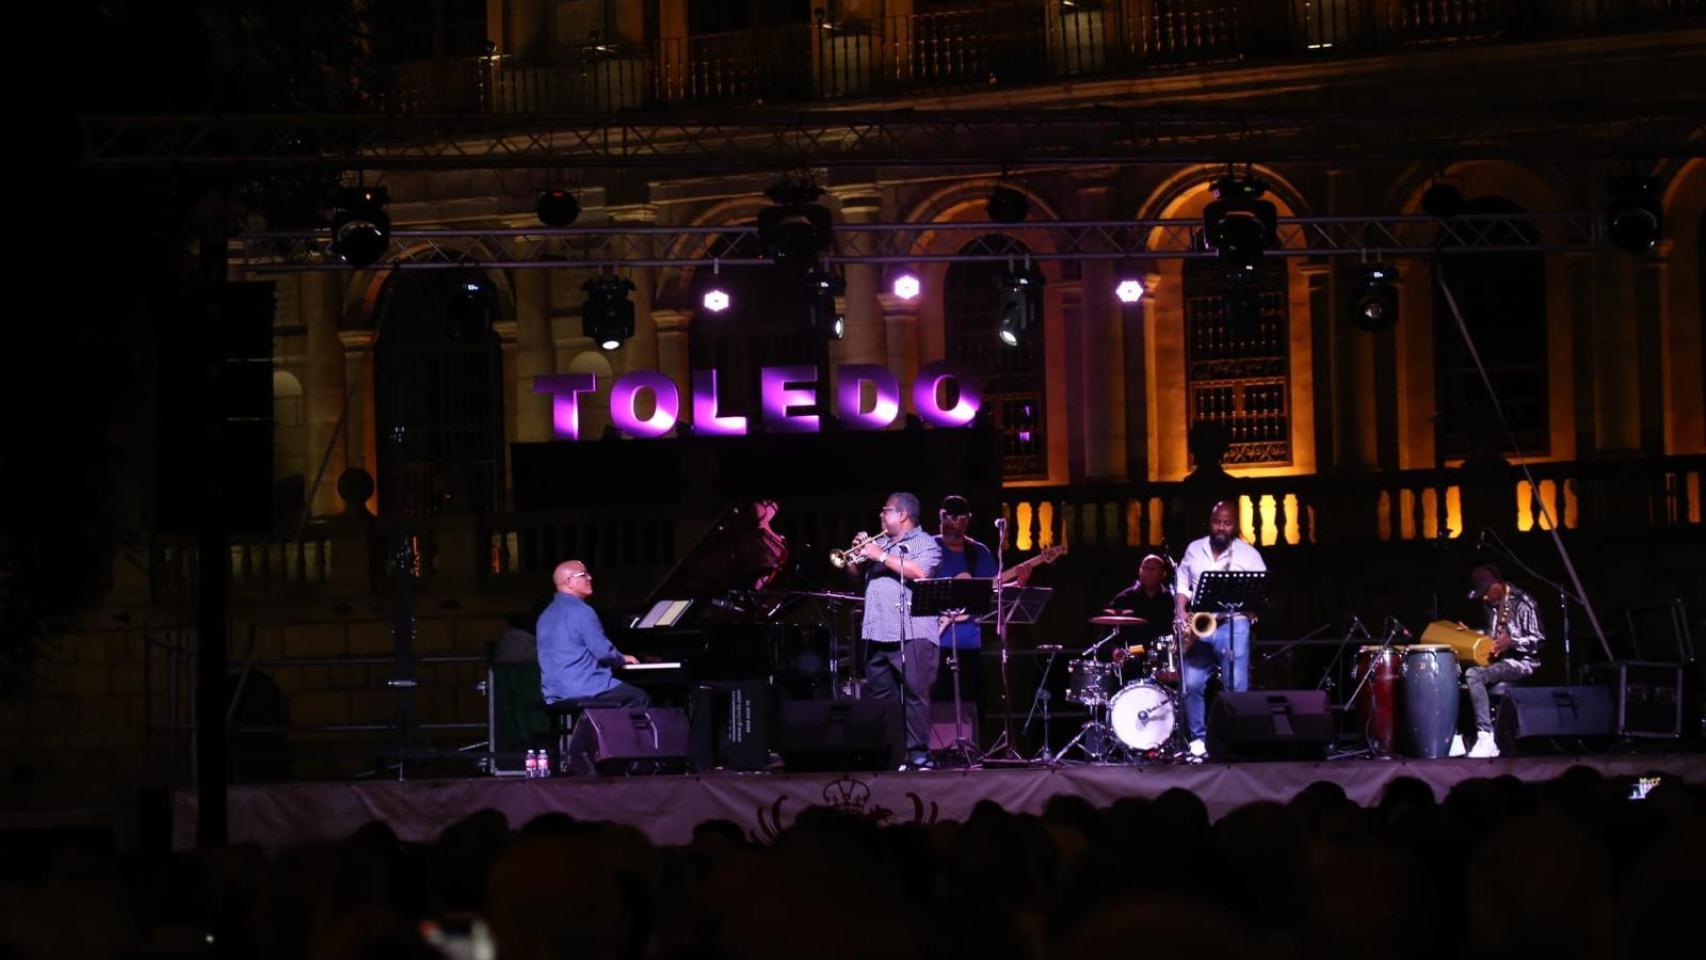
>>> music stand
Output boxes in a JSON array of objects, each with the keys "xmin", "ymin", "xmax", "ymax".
[
  {"xmin": 1192, "ymin": 571, "xmax": 1267, "ymax": 617},
  {"xmin": 912, "ymin": 578, "xmax": 996, "ymax": 765},
  {"xmin": 978, "ymin": 585, "xmax": 1054, "ymax": 766}
]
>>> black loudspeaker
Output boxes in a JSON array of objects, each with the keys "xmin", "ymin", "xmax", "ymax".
[
  {"xmin": 1585, "ymin": 662, "xmax": 1684, "ymax": 738},
  {"xmin": 567, "ymin": 707, "xmax": 690, "ymax": 776},
  {"xmin": 1207, "ymin": 690, "xmax": 1334, "ymax": 761},
  {"xmin": 776, "ymin": 699, "xmax": 901, "ymax": 772},
  {"xmin": 691, "ymin": 680, "xmax": 771, "ymax": 772},
  {"xmin": 1495, "ymin": 686, "xmax": 1616, "ymax": 753},
  {"xmin": 928, "ymin": 701, "xmax": 978, "ymax": 752}
]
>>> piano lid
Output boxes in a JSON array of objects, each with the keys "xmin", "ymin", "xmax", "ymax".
[{"xmin": 636, "ymin": 500, "xmax": 797, "ymax": 623}]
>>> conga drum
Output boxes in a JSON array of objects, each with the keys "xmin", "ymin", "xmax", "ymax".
[
  {"xmin": 1399, "ymin": 644, "xmax": 1460, "ymax": 758},
  {"xmin": 1352, "ymin": 645, "xmax": 1403, "ymax": 754}
]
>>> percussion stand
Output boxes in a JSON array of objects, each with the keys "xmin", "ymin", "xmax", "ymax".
[{"xmin": 1329, "ymin": 617, "xmax": 1402, "ymax": 760}]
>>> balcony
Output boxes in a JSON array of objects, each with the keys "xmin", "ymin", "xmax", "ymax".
[{"xmin": 389, "ymin": 0, "xmax": 1703, "ymax": 115}]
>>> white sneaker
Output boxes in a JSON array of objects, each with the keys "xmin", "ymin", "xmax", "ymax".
[
  {"xmin": 1188, "ymin": 739, "xmax": 1208, "ymax": 759},
  {"xmin": 1449, "ymin": 734, "xmax": 1467, "ymax": 758},
  {"xmin": 1466, "ymin": 732, "xmax": 1500, "ymax": 759}
]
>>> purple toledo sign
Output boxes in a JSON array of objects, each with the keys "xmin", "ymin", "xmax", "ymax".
[{"xmin": 535, "ymin": 361, "xmax": 979, "ymax": 440}]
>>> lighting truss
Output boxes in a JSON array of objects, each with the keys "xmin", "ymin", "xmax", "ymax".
[{"xmin": 233, "ymin": 213, "xmax": 1608, "ymax": 271}]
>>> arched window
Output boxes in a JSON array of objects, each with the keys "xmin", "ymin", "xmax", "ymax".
[
  {"xmin": 374, "ymin": 268, "xmax": 505, "ymax": 516},
  {"xmin": 1182, "ymin": 257, "xmax": 1292, "ymax": 467},
  {"xmin": 943, "ymin": 236, "xmax": 1047, "ymax": 479},
  {"xmin": 687, "ymin": 233, "xmax": 829, "ymax": 424},
  {"xmin": 1433, "ymin": 197, "xmax": 1548, "ymax": 457}
]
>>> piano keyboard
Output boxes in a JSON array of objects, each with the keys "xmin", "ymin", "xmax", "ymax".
[{"xmin": 620, "ymin": 661, "xmax": 685, "ymax": 671}]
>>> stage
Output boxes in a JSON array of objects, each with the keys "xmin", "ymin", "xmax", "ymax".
[{"xmin": 172, "ymin": 752, "xmax": 1706, "ymax": 852}]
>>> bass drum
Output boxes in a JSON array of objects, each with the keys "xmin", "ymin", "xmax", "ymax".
[{"xmin": 1108, "ymin": 681, "xmax": 1177, "ymax": 751}]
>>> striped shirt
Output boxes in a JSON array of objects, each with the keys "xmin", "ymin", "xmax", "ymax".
[{"xmin": 860, "ymin": 526, "xmax": 942, "ymax": 644}]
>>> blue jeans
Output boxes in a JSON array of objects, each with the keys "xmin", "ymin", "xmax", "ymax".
[{"xmin": 1182, "ymin": 617, "xmax": 1251, "ymax": 741}]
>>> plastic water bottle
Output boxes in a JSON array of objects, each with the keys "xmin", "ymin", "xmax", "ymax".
[
  {"xmin": 524, "ymin": 749, "xmax": 538, "ymax": 778},
  {"xmin": 539, "ymin": 750, "xmax": 551, "ymax": 778}
]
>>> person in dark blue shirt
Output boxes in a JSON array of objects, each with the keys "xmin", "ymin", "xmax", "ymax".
[
  {"xmin": 536, "ymin": 560, "xmax": 646, "ymax": 707},
  {"xmin": 932, "ymin": 495, "xmax": 998, "ymax": 722}
]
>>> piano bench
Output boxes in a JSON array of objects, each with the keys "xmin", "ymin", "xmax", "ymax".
[{"xmin": 543, "ymin": 699, "xmax": 602, "ymax": 774}]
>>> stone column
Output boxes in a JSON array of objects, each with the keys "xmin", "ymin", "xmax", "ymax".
[
  {"xmin": 1072, "ymin": 176, "xmax": 1127, "ymax": 481},
  {"xmin": 337, "ymin": 330, "xmax": 378, "ymax": 515},
  {"xmin": 836, "ymin": 194, "xmax": 888, "ymax": 369},
  {"xmin": 511, "ymin": 257, "xmax": 555, "ymax": 443},
  {"xmin": 300, "ymin": 272, "xmax": 347, "ymax": 517}
]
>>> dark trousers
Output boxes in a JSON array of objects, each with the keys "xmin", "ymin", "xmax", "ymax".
[
  {"xmin": 586, "ymin": 681, "xmax": 649, "ymax": 708},
  {"xmin": 1465, "ymin": 660, "xmax": 1529, "ymax": 732},
  {"xmin": 867, "ymin": 637, "xmax": 940, "ymax": 754}
]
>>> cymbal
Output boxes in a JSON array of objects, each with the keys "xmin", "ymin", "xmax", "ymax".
[
  {"xmin": 1088, "ymin": 614, "xmax": 1148, "ymax": 626},
  {"xmin": 785, "ymin": 590, "xmax": 863, "ymax": 602},
  {"xmin": 1035, "ymin": 644, "xmax": 1066, "ymax": 653}
]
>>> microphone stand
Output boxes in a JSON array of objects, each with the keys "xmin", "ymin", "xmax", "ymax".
[
  {"xmin": 983, "ymin": 518, "xmax": 1030, "ymax": 767},
  {"xmin": 896, "ymin": 540, "xmax": 915, "ymax": 769},
  {"xmin": 1309, "ymin": 616, "xmax": 1371, "ymax": 702}
]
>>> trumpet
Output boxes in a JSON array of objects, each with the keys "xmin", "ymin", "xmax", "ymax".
[{"xmin": 829, "ymin": 532, "xmax": 889, "ymax": 569}]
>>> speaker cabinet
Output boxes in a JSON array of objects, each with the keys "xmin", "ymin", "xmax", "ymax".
[
  {"xmin": 1207, "ymin": 690, "xmax": 1334, "ymax": 761},
  {"xmin": 567, "ymin": 707, "xmax": 690, "ymax": 777},
  {"xmin": 776, "ymin": 699, "xmax": 901, "ymax": 772}
]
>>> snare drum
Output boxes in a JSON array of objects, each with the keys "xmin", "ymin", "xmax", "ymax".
[
  {"xmin": 1108, "ymin": 681, "xmax": 1177, "ymax": 751},
  {"xmin": 1065, "ymin": 659, "xmax": 1118, "ymax": 706},
  {"xmin": 1352, "ymin": 645, "xmax": 1404, "ymax": 754},
  {"xmin": 1399, "ymin": 644, "xmax": 1460, "ymax": 759}
]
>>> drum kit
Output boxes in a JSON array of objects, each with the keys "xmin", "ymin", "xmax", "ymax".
[{"xmin": 1053, "ymin": 613, "xmax": 1189, "ymax": 762}]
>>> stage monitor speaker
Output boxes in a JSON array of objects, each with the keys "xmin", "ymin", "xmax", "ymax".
[
  {"xmin": 1495, "ymin": 686, "xmax": 1616, "ymax": 753},
  {"xmin": 691, "ymin": 680, "xmax": 771, "ymax": 772},
  {"xmin": 1207, "ymin": 690, "xmax": 1334, "ymax": 761},
  {"xmin": 776, "ymin": 699, "xmax": 901, "ymax": 772},
  {"xmin": 928, "ymin": 701, "xmax": 978, "ymax": 752},
  {"xmin": 567, "ymin": 707, "xmax": 690, "ymax": 777}
]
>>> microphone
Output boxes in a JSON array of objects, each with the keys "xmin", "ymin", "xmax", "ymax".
[
  {"xmin": 1387, "ymin": 616, "xmax": 1413, "ymax": 640},
  {"xmin": 1476, "ymin": 528, "xmax": 1487, "ymax": 551},
  {"xmin": 994, "ymin": 517, "xmax": 1007, "ymax": 535}
]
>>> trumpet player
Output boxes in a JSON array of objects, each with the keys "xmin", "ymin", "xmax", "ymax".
[
  {"xmin": 854, "ymin": 492, "xmax": 941, "ymax": 769},
  {"xmin": 1174, "ymin": 501, "xmax": 1267, "ymax": 759}
]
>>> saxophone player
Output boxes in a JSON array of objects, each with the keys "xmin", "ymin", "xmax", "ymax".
[
  {"xmin": 1452, "ymin": 564, "xmax": 1544, "ymax": 758},
  {"xmin": 1173, "ymin": 501, "xmax": 1267, "ymax": 760}
]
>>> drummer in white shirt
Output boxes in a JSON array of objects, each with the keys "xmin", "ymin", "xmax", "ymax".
[{"xmin": 1173, "ymin": 501, "xmax": 1267, "ymax": 759}]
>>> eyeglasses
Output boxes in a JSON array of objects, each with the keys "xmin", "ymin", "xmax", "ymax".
[{"xmin": 566, "ymin": 571, "xmax": 591, "ymax": 580}]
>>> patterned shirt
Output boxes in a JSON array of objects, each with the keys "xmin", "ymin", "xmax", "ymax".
[
  {"xmin": 1485, "ymin": 585, "xmax": 1544, "ymax": 667},
  {"xmin": 860, "ymin": 526, "xmax": 942, "ymax": 644}
]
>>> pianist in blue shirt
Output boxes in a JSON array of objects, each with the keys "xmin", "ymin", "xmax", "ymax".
[{"xmin": 536, "ymin": 560, "xmax": 648, "ymax": 707}]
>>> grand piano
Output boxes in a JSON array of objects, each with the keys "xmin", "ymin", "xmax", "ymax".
[{"xmin": 610, "ymin": 502, "xmax": 854, "ymax": 704}]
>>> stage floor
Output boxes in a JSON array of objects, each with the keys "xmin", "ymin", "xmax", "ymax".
[{"xmin": 173, "ymin": 752, "xmax": 1706, "ymax": 851}]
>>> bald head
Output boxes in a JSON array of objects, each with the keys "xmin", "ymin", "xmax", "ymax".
[{"xmin": 552, "ymin": 560, "xmax": 593, "ymax": 598}]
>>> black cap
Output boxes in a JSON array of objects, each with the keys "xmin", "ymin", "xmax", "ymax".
[
  {"xmin": 940, "ymin": 495, "xmax": 972, "ymax": 517},
  {"xmin": 1468, "ymin": 564, "xmax": 1502, "ymax": 600}
]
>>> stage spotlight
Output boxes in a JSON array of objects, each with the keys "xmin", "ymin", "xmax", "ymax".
[
  {"xmin": 1422, "ymin": 181, "xmax": 1464, "ymax": 219},
  {"xmin": 536, "ymin": 189, "xmax": 580, "ymax": 227},
  {"xmin": 1114, "ymin": 278, "xmax": 1145, "ymax": 304},
  {"xmin": 1606, "ymin": 175, "xmax": 1663, "ymax": 255},
  {"xmin": 582, "ymin": 274, "xmax": 636, "ymax": 351},
  {"xmin": 1352, "ymin": 265, "xmax": 1399, "ymax": 333},
  {"xmin": 997, "ymin": 267, "xmax": 1043, "ymax": 347},
  {"xmin": 330, "ymin": 185, "xmax": 390, "ymax": 267},
  {"xmin": 892, "ymin": 272, "xmax": 922, "ymax": 302},
  {"xmin": 987, "ymin": 184, "xmax": 1030, "ymax": 225},
  {"xmin": 1202, "ymin": 176, "xmax": 1276, "ymax": 271},
  {"xmin": 701, "ymin": 287, "xmax": 731, "ymax": 313},
  {"xmin": 758, "ymin": 178, "xmax": 833, "ymax": 271},
  {"xmin": 806, "ymin": 271, "xmax": 846, "ymax": 340}
]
